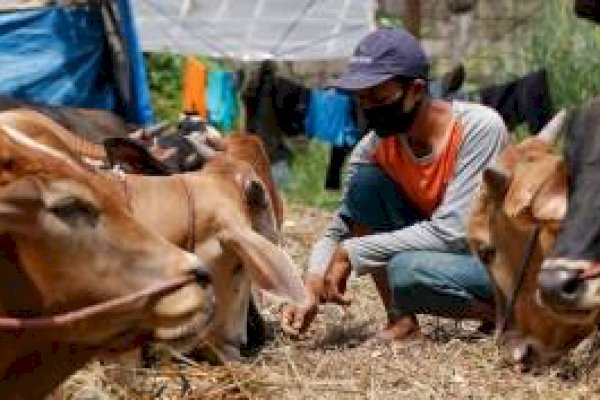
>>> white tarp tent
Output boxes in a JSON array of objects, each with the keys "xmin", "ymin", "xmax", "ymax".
[{"xmin": 133, "ymin": 0, "xmax": 376, "ymax": 60}]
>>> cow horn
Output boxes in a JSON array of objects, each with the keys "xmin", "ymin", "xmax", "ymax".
[{"xmin": 537, "ymin": 109, "xmax": 567, "ymax": 144}]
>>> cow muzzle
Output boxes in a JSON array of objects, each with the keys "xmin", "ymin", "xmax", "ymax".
[
  {"xmin": 538, "ymin": 259, "xmax": 600, "ymax": 323},
  {"xmin": 538, "ymin": 267, "xmax": 584, "ymax": 309},
  {"xmin": 152, "ymin": 258, "xmax": 216, "ymax": 352}
]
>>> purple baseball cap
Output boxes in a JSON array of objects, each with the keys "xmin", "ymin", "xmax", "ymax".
[{"xmin": 336, "ymin": 27, "xmax": 430, "ymax": 91}]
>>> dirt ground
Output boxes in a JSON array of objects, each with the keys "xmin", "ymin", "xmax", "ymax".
[{"xmin": 61, "ymin": 205, "xmax": 600, "ymax": 399}]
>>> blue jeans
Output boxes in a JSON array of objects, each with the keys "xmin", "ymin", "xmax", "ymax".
[{"xmin": 340, "ymin": 165, "xmax": 492, "ymax": 318}]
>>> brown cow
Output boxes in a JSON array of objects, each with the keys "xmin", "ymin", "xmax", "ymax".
[
  {"xmin": 468, "ymin": 111, "xmax": 596, "ymax": 368},
  {"xmin": 98, "ymin": 153, "xmax": 302, "ymax": 361},
  {"xmin": 0, "ymin": 110, "xmax": 307, "ymax": 363},
  {"xmin": 0, "ymin": 123, "xmax": 214, "ymax": 399}
]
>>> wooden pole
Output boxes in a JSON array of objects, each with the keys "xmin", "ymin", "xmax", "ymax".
[{"xmin": 403, "ymin": 0, "xmax": 421, "ymax": 38}]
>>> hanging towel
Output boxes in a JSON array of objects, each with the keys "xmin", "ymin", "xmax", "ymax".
[
  {"xmin": 182, "ymin": 56, "xmax": 207, "ymax": 118},
  {"xmin": 207, "ymin": 69, "xmax": 239, "ymax": 132},
  {"xmin": 305, "ymin": 88, "xmax": 359, "ymax": 147}
]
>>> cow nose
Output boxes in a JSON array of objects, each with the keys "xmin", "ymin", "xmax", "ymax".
[
  {"xmin": 538, "ymin": 268, "xmax": 584, "ymax": 309},
  {"xmin": 193, "ymin": 262, "xmax": 212, "ymax": 288},
  {"xmin": 512, "ymin": 342, "xmax": 536, "ymax": 371}
]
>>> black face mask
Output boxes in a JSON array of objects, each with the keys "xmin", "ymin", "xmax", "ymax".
[{"xmin": 362, "ymin": 93, "xmax": 421, "ymax": 138}]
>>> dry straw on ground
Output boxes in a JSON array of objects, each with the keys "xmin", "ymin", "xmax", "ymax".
[{"xmin": 60, "ymin": 205, "xmax": 600, "ymax": 399}]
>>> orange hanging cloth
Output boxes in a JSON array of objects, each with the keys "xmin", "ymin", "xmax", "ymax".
[{"xmin": 182, "ymin": 56, "xmax": 207, "ymax": 118}]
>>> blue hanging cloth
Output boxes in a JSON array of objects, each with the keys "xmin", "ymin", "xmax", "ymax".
[
  {"xmin": 304, "ymin": 88, "xmax": 359, "ymax": 147},
  {"xmin": 206, "ymin": 69, "xmax": 239, "ymax": 132}
]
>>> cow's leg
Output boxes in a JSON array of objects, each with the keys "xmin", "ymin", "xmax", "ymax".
[{"xmin": 241, "ymin": 296, "xmax": 266, "ymax": 357}]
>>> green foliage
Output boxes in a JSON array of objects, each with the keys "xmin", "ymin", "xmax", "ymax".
[
  {"xmin": 145, "ymin": 52, "xmax": 185, "ymax": 121},
  {"xmin": 476, "ymin": 0, "xmax": 600, "ymax": 112},
  {"xmin": 376, "ymin": 10, "xmax": 403, "ymax": 29},
  {"xmin": 282, "ymin": 140, "xmax": 342, "ymax": 211},
  {"xmin": 527, "ymin": 0, "xmax": 600, "ymax": 109}
]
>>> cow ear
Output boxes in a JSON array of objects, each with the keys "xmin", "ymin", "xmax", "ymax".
[
  {"xmin": 504, "ymin": 156, "xmax": 563, "ymax": 218},
  {"xmin": 243, "ymin": 177, "xmax": 279, "ymax": 244},
  {"xmin": 0, "ymin": 178, "xmax": 41, "ymax": 231},
  {"xmin": 103, "ymin": 137, "xmax": 171, "ymax": 176},
  {"xmin": 531, "ymin": 164, "xmax": 567, "ymax": 221},
  {"xmin": 483, "ymin": 166, "xmax": 511, "ymax": 201},
  {"xmin": 217, "ymin": 227, "xmax": 307, "ymax": 305}
]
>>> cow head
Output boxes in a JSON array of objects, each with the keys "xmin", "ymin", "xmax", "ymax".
[
  {"xmin": 468, "ymin": 111, "xmax": 596, "ymax": 368},
  {"xmin": 0, "ymin": 124, "xmax": 215, "ymax": 353},
  {"xmin": 539, "ymin": 98, "xmax": 600, "ymax": 322},
  {"xmin": 183, "ymin": 155, "xmax": 306, "ymax": 362}
]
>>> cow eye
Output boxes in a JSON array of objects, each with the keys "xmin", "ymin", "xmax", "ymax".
[
  {"xmin": 476, "ymin": 244, "xmax": 496, "ymax": 265},
  {"xmin": 49, "ymin": 197, "xmax": 99, "ymax": 227}
]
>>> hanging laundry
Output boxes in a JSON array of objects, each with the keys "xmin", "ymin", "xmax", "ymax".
[
  {"xmin": 207, "ymin": 69, "xmax": 239, "ymax": 132},
  {"xmin": 182, "ymin": 56, "xmax": 207, "ymax": 118},
  {"xmin": 305, "ymin": 88, "xmax": 359, "ymax": 147},
  {"xmin": 324, "ymin": 97, "xmax": 368, "ymax": 190},
  {"xmin": 241, "ymin": 61, "xmax": 290, "ymax": 162},
  {"xmin": 273, "ymin": 76, "xmax": 311, "ymax": 137},
  {"xmin": 479, "ymin": 69, "xmax": 553, "ymax": 133}
]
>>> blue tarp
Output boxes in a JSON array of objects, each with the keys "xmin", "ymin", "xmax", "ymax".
[
  {"xmin": 0, "ymin": 4, "xmax": 154, "ymax": 125},
  {"xmin": 115, "ymin": 0, "xmax": 154, "ymax": 125}
]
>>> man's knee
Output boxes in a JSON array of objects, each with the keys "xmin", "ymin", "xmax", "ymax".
[
  {"xmin": 343, "ymin": 166, "xmax": 419, "ymax": 232},
  {"xmin": 346, "ymin": 165, "xmax": 395, "ymax": 210},
  {"xmin": 387, "ymin": 252, "xmax": 429, "ymax": 296}
]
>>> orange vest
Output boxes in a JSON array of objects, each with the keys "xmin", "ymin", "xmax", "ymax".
[
  {"xmin": 182, "ymin": 56, "xmax": 207, "ymax": 118},
  {"xmin": 372, "ymin": 120, "xmax": 463, "ymax": 217}
]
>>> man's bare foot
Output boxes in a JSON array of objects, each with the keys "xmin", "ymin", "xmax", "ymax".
[{"xmin": 364, "ymin": 315, "xmax": 421, "ymax": 346}]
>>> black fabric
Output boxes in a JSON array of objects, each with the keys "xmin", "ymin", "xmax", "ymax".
[
  {"xmin": 242, "ymin": 62, "xmax": 311, "ymax": 163},
  {"xmin": 574, "ymin": 0, "xmax": 600, "ymax": 23},
  {"xmin": 242, "ymin": 62, "xmax": 290, "ymax": 163},
  {"xmin": 325, "ymin": 145, "xmax": 352, "ymax": 190},
  {"xmin": 273, "ymin": 76, "xmax": 311, "ymax": 137},
  {"xmin": 324, "ymin": 98, "xmax": 368, "ymax": 190},
  {"xmin": 480, "ymin": 69, "xmax": 553, "ymax": 133}
]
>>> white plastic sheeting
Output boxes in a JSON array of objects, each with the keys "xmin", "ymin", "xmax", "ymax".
[{"xmin": 133, "ymin": 0, "xmax": 376, "ymax": 60}]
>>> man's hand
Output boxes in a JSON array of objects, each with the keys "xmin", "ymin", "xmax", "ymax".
[
  {"xmin": 280, "ymin": 299, "xmax": 318, "ymax": 337},
  {"xmin": 324, "ymin": 246, "xmax": 353, "ymax": 305},
  {"xmin": 280, "ymin": 274, "xmax": 324, "ymax": 337}
]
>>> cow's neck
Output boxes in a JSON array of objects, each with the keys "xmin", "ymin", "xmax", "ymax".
[
  {"xmin": 0, "ymin": 336, "xmax": 94, "ymax": 400},
  {"xmin": 114, "ymin": 174, "xmax": 196, "ymax": 249}
]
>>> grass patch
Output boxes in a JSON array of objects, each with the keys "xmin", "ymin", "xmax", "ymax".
[{"xmin": 282, "ymin": 139, "xmax": 342, "ymax": 211}]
